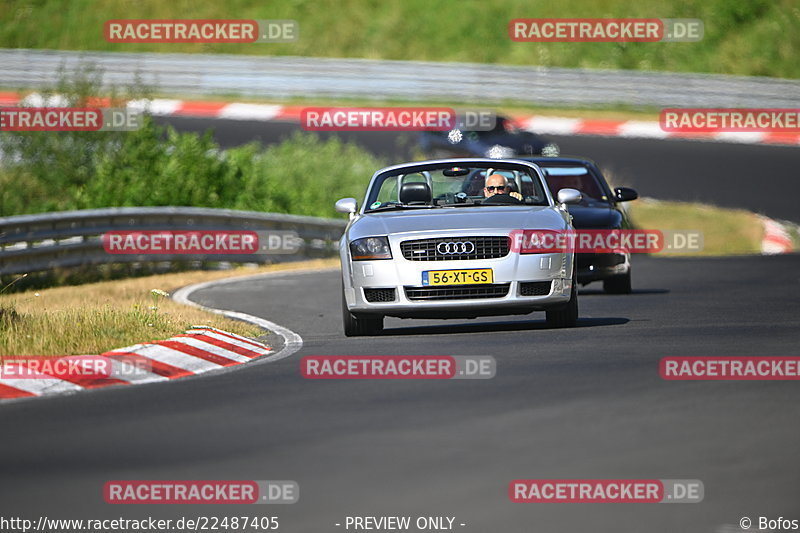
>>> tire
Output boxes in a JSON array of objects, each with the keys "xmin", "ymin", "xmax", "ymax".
[
  {"xmin": 546, "ymin": 273, "xmax": 579, "ymax": 328},
  {"xmin": 603, "ymin": 271, "xmax": 632, "ymax": 294},
  {"xmin": 342, "ymin": 287, "xmax": 384, "ymax": 337}
]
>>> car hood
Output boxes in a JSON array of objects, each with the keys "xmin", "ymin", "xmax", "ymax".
[
  {"xmin": 567, "ymin": 205, "xmax": 622, "ymax": 229},
  {"xmin": 348, "ymin": 206, "xmax": 568, "ymax": 240}
]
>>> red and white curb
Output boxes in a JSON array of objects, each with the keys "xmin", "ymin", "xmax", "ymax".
[
  {"xmin": 0, "ymin": 326, "xmax": 273, "ymax": 400},
  {"xmin": 0, "ymin": 91, "xmax": 303, "ymax": 125},
  {"xmin": 0, "ymin": 269, "xmax": 311, "ymax": 402},
  {"xmin": 519, "ymin": 116, "xmax": 800, "ymax": 147},
  {"xmin": 760, "ymin": 216, "xmax": 794, "ymax": 255},
  {"xmin": 2, "ymin": 91, "xmax": 799, "ymax": 147}
]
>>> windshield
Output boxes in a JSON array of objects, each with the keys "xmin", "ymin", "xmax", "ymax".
[
  {"xmin": 541, "ymin": 166, "xmax": 611, "ymax": 204},
  {"xmin": 455, "ymin": 117, "xmax": 519, "ymax": 139},
  {"xmin": 364, "ymin": 164, "xmax": 549, "ymax": 212}
]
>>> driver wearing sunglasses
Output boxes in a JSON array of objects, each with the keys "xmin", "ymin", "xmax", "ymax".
[{"xmin": 483, "ymin": 173, "xmax": 523, "ymax": 200}]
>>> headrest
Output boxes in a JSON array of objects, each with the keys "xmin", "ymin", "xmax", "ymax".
[
  {"xmin": 465, "ymin": 175, "xmax": 485, "ymax": 196},
  {"xmin": 399, "ymin": 182, "xmax": 432, "ymax": 204}
]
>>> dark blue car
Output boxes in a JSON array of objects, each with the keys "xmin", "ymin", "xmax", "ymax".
[
  {"xmin": 419, "ymin": 115, "xmax": 559, "ymax": 159},
  {"xmin": 517, "ymin": 156, "xmax": 639, "ymax": 293}
]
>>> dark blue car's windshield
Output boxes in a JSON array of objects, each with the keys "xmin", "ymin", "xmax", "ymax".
[{"xmin": 541, "ymin": 166, "xmax": 611, "ymax": 205}]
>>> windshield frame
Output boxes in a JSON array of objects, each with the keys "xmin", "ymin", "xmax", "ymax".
[{"xmin": 361, "ymin": 159, "xmax": 554, "ymax": 214}]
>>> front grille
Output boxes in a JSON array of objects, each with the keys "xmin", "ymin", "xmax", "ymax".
[
  {"xmin": 404, "ymin": 284, "xmax": 510, "ymax": 301},
  {"xmin": 363, "ymin": 288, "xmax": 396, "ymax": 302},
  {"xmin": 401, "ymin": 236, "xmax": 509, "ymax": 261},
  {"xmin": 520, "ymin": 281, "xmax": 552, "ymax": 296}
]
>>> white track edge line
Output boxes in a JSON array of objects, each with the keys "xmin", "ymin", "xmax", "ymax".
[
  {"xmin": 0, "ymin": 267, "xmax": 336, "ymax": 405},
  {"xmin": 170, "ymin": 266, "xmax": 340, "ymax": 365}
]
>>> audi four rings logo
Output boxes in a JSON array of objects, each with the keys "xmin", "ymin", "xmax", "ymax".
[{"xmin": 437, "ymin": 241, "xmax": 475, "ymax": 254}]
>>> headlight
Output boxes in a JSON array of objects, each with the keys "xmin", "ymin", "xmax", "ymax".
[
  {"xmin": 541, "ymin": 143, "xmax": 560, "ymax": 157},
  {"xmin": 447, "ymin": 129, "xmax": 463, "ymax": 144},
  {"xmin": 350, "ymin": 237, "xmax": 392, "ymax": 260},
  {"xmin": 485, "ymin": 144, "xmax": 515, "ymax": 159}
]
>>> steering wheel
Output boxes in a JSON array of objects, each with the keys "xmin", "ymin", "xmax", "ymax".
[{"xmin": 482, "ymin": 193, "xmax": 523, "ymax": 205}]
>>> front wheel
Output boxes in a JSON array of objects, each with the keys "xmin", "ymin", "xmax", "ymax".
[
  {"xmin": 342, "ymin": 288, "xmax": 384, "ymax": 336},
  {"xmin": 546, "ymin": 276, "xmax": 579, "ymax": 328}
]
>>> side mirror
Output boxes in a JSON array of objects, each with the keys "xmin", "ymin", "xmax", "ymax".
[
  {"xmin": 614, "ymin": 187, "xmax": 638, "ymax": 202},
  {"xmin": 335, "ymin": 198, "xmax": 358, "ymax": 218},
  {"xmin": 557, "ymin": 188, "xmax": 582, "ymax": 205}
]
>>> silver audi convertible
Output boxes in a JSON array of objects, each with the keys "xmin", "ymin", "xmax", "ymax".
[{"xmin": 335, "ymin": 158, "xmax": 582, "ymax": 336}]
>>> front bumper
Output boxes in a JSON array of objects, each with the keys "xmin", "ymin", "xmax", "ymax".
[
  {"xmin": 575, "ymin": 252, "xmax": 630, "ymax": 284},
  {"xmin": 343, "ymin": 249, "xmax": 573, "ymax": 318}
]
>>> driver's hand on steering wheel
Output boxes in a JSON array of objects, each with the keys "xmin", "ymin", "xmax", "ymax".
[{"xmin": 510, "ymin": 192, "xmax": 523, "ymax": 201}]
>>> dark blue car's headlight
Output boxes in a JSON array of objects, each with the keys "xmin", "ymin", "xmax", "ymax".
[{"xmin": 350, "ymin": 237, "xmax": 392, "ymax": 260}]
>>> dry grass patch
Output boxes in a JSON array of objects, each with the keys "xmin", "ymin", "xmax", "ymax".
[
  {"xmin": 0, "ymin": 258, "xmax": 339, "ymax": 357},
  {"xmin": 628, "ymin": 198, "xmax": 764, "ymax": 256}
]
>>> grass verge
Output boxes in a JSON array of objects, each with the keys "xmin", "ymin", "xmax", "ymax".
[
  {"xmin": 629, "ymin": 198, "xmax": 764, "ymax": 256},
  {"xmin": 784, "ymin": 223, "xmax": 800, "ymax": 251},
  {"xmin": 0, "ymin": 258, "xmax": 338, "ymax": 357},
  {"xmin": 1, "ymin": 0, "xmax": 797, "ymax": 78}
]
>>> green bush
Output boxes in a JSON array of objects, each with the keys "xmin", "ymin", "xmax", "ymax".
[
  {"xmin": 1, "ymin": 121, "xmax": 384, "ymax": 218},
  {"xmin": 0, "ymin": 67, "xmax": 384, "ymax": 218}
]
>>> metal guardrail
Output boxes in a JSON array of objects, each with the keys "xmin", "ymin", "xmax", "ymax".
[
  {"xmin": 1, "ymin": 49, "xmax": 798, "ymax": 108},
  {"xmin": 0, "ymin": 207, "xmax": 346, "ymax": 276}
]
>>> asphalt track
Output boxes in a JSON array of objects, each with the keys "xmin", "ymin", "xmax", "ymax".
[
  {"xmin": 1, "ymin": 255, "xmax": 799, "ymax": 532},
  {"xmin": 0, "ymin": 120, "xmax": 798, "ymax": 533}
]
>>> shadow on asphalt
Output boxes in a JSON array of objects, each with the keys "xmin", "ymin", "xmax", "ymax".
[
  {"xmin": 380, "ymin": 316, "xmax": 629, "ymax": 336},
  {"xmin": 578, "ymin": 288, "xmax": 671, "ymax": 296}
]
